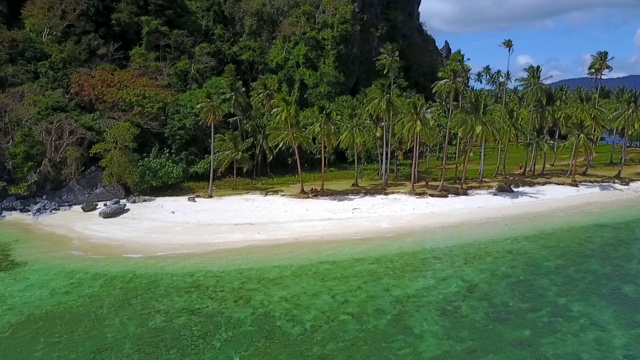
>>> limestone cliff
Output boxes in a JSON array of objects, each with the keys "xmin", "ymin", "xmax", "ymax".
[{"xmin": 349, "ymin": 0, "xmax": 442, "ymax": 95}]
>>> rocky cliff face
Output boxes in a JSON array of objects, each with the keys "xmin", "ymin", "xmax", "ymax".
[{"xmin": 348, "ymin": 0, "xmax": 442, "ymax": 95}]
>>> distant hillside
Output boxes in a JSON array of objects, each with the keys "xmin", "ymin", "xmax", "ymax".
[{"xmin": 549, "ymin": 75, "xmax": 640, "ymax": 90}]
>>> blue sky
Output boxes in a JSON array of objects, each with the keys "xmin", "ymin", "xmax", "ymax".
[{"xmin": 420, "ymin": 0, "xmax": 640, "ymax": 82}]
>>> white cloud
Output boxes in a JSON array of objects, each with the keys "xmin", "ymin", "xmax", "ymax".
[
  {"xmin": 634, "ymin": 27, "xmax": 640, "ymax": 46},
  {"xmin": 515, "ymin": 55, "xmax": 535, "ymax": 67},
  {"xmin": 420, "ymin": 0, "xmax": 640, "ymax": 32}
]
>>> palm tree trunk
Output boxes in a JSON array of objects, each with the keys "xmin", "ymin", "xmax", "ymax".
[
  {"xmin": 233, "ymin": 159, "xmax": 237, "ymax": 190},
  {"xmin": 425, "ymin": 147, "xmax": 430, "ymax": 170},
  {"xmin": 541, "ymin": 151, "xmax": 547, "ymax": 175},
  {"xmin": 523, "ymin": 147, "xmax": 529, "ymax": 176},
  {"xmin": 437, "ymin": 97, "xmax": 454, "ymax": 192},
  {"xmin": 410, "ymin": 133, "xmax": 417, "ymax": 192},
  {"xmin": 386, "ymin": 122, "xmax": 393, "ymax": 186},
  {"xmin": 502, "ymin": 142, "xmax": 509, "ymax": 177},
  {"xmin": 609, "ymin": 128, "xmax": 617, "ymax": 164},
  {"xmin": 529, "ymin": 145, "xmax": 536, "ymax": 175},
  {"xmin": 493, "ymin": 143, "xmax": 502, "ymax": 178},
  {"xmin": 320, "ymin": 140, "xmax": 325, "ymax": 192},
  {"xmin": 353, "ymin": 146, "xmax": 359, "ymax": 187},
  {"xmin": 460, "ymin": 137, "xmax": 473, "ymax": 190},
  {"xmin": 550, "ymin": 127, "xmax": 559, "ymax": 166},
  {"xmin": 570, "ymin": 141, "xmax": 578, "ymax": 183},
  {"xmin": 615, "ymin": 125, "xmax": 629, "ymax": 178},
  {"xmin": 478, "ymin": 137, "xmax": 486, "ymax": 182},
  {"xmin": 581, "ymin": 147, "xmax": 591, "ymax": 175},
  {"xmin": 453, "ymin": 134, "xmax": 461, "ymax": 183},
  {"xmin": 207, "ymin": 123, "xmax": 215, "ymax": 198},
  {"xmin": 567, "ymin": 139, "xmax": 578, "ymax": 179},
  {"xmin": 415, "ymin": 135, "xmax": 421, "ymax": 183},
  {"xmin": 293, "ymin": 145, "xmax": 305, "ymax": 193},
  {"xmin": 381, "ymin": 123, "xmax": 387, "ymax": 187},
  {"xmin": 394, "ymin": 153, "xmax": 398, "ymax": 177}
]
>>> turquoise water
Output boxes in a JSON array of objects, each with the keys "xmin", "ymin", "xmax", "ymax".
[{"xmin": 1, "ymin": 206, "xmax": 639, "ymax": 359}]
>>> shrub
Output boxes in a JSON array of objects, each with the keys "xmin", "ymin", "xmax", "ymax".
[{"xmin": 138, "ymin": 149, "xmax": 187, "ymax": 193}]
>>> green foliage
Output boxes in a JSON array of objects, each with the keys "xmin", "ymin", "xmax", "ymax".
[
  {"xmin": 7, "ymin": 127, "xmax": 45, "ymax": 184},
  {"xmin": 90, "ymin": 122, "xmax": 139, "ymax": 187},
  {"xmin": 137, "ymin": 149, "xmax": 187, "ymax": 193}
]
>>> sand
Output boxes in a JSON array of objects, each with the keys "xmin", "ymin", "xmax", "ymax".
[{"xmin": 5, "ymin": 182, "xmax": 640, "ymax": 252}]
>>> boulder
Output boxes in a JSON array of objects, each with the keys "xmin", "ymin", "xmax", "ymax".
[
  {"xmin": 91, "ymin": 184, "xmax": 125, "ymax": 202},
  {"xmin": 187, "ymin": 196, "xmax": 196, "ymax": 203},
  {"xmin": 81, "ymin": 202, "xmax": 98, "ymax": 213},
  {"xmin": 127, "ymin": 196, "xmax": 155, "ymax": 204},
  {"xmin": 1, "ymin": 202, "xmax": 14, "ymax": 212},
  {"xmin": 108, "ymin": 199, "xmax": 121, "ymax": 206},
  {"xmin": 3, "ymin": 195, "xmax": 17, "ymax": 204},
  {"xmin": 12, "ymin": 200, "xmax": 30, "ymax": 212},
  {"xmin": 494, "ymin": 183, "xmax": 515, "ymax": 193},
  {"xmin": 99, "ymin": 203, "xmax": 127, "ymax": 219}
]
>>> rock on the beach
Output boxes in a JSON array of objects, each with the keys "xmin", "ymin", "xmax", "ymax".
[
  {"xmin": 99, "ymin": 203, "xmax": 127, "ymax": 219},
  {"xmin": 494, "ymin": 183, "xmax": 515, "ymax": 193},
  {"xmin": 127, "ymin": 196, "xmax": 155, "ymax": 204},
  {"xmin": 81, "ymin": 202, "xmax": 98, "ymax": 212}
]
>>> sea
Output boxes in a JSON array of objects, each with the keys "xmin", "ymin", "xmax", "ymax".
[{"xmin": 1, "ymin": 201, "xmax": 639, "ymax": 359}]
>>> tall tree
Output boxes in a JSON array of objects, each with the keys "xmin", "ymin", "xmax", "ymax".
[
  {"xmin": 374, "ymin": 43, "xmax": 402, "ymax": 188},
  {"xmin": 610, "ymin": 88, "xmax": 640, "ymax": 178},
  {"xmin": 397, "ymin": 92, "xmax": 431, "ymax": 192},
  {"xmin": 432, "ymin": 50, "xmax": 470, "ymax": 191},
  {"xmin": 197, "ymin": 91, "xmax": 228, "ymax": 198},
  {"xmin": 269, "ymin": 93, "xmax": 311, "ymax": 194},
  {"xmin": 214, "ymin": 131, "xmax": 252, "ymax": 190}
]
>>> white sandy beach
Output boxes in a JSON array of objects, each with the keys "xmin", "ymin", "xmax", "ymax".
[{"xmin": 6, "ymin": 182, "xmax": 640, "ymax": 251}]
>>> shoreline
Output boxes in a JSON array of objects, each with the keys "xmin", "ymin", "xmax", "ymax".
[{"xmin": 4, "ymin": 182, "xmax": 640, "ymax": 255}]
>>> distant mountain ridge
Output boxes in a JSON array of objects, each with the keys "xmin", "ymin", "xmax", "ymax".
[{"xmin": 549, "ymin": 75, "xmax": 640, "ymax": 90}]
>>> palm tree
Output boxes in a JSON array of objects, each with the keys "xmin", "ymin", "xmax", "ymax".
[
  {"xmin": 610, "ymin": 88, "xmax": 640, "ymax": 178},
  {"xmin": 397, "ymin": 93, "xmax": 431, "ymax": 192},
  {"xmin": 250, "ymin": 75, "xmax": 277, "ymax": 176},
  {"xmin": 566, "ymin": 87, "xmax": 599, "ymax": 182},
  {"xmin": 588, "ymin": 50, "xmax": 614, "ymax": 104},
  {"xmin": 307, "ymin": 105, "xmax": 339, "ymax": 192},
  {"xmin": 460, "ymin": 89, "xmax": 492, "ymax": 187},
  {"xmin": 197, "ymin": 92, "xmax": 228, "ymax": 198},
  {"xmin": 269, "ymin": 93, "xmax": 311, "ymax": 194},
  {"xmin": 221, "ymin": 65, "xmax": 250, "ymax": 132},
  {"xmin": 549, "ymin": 86, "xmax": 569, "ymax": 166},
  {"xmin": 584, "ymin": 50, "xmax": 614, "ymax": 172},
  {"xmin": 432, "ymin": 50, "xmax": 470, "ymax": 191},
  {"xmin": 336, "ymin": 95, "xmax": 367, "ymax": 187},
  {"xmin": 214, "ymin": 131, "xmax": 252, "ymax": 190},
  {"xmin": 517, "ymin": 65, "xmax": 550, "ymax": 175},
  {"xmin": 374, "ymin": 43, "xmax": 402, "ymax": 188}
]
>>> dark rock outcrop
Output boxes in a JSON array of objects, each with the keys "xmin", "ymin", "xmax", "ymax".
[
  {"xmin": 347, "ymin": 0, "xmax": 441, "ymax": 96},
  {"xmin": 0, "ymin": 185, "xmax": 8, "ymax": 203},
  {"xmin": 50, "ymin": 166, "xmax": 125, "ymax": 205},
  {"xmin": 440, "ymin": 40, "xmax": 452, "ymax": 61},
  {"xmin": 30, "ymin": 198, "xmax": 60, "ymax": 217},
  {"xmin": 99, "ymin": 204, "xmax": 127, "ymax": 219}
]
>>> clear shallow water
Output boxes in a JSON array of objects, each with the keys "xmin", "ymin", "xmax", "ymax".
[{"xmin": 1, "ymin": 206, "xmax": 639, "ymax": 359}]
